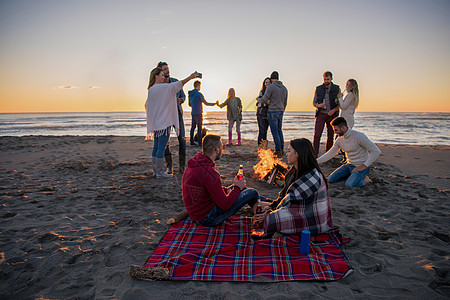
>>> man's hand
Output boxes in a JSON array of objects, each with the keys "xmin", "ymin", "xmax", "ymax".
[
  {"xmin": 177, "ymin": 98, "xmax": 182, "ymax": 105},
  {"xmin": 352, "ymin": 164, "xmax": 367, "ymax": 172},
  {"xmin": 215, "ymin": 100, "xmax": 219, "ymax": 106},
  {"xmin": 233, "ymin": 176, "xmax": 246, "ymax": 190},
  {"xmin": 318, "ymin": 103, "xmax": 326, "ymax": 109}
]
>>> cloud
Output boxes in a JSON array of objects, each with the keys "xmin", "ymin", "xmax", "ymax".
[
  {"xmin": 160, "ymin": 10, "xmax": 174, "ymax": 16},
  {"xmin": 54, "ymin": 86, "xmax": 81, "ymax": 89},
  {"xmin": 53, "ymin": 85, "xmax": 100, "ymax": 90},
  {"xmin": 145, "ymin": 10, "xmax": 174, "ymax": 21}
]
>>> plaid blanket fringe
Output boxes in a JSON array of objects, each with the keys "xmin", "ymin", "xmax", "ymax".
[{"xmin": 144, "ymin": 216, "xmax": 351, "ymax": 282}]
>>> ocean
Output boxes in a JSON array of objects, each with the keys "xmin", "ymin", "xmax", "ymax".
[{"xmin": 0, "ymin": 111, "xmax": 448, "ymax": 146}]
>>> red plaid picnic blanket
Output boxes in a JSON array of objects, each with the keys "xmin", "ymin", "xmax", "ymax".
[{"xmin": 144, "ymin": 216, "xmax": 352, "ymax": 281}]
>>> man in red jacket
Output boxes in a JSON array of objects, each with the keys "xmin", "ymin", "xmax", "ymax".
[{"xmin": 182, "ymin": 134, "xmax": 260, "ymax": 227}]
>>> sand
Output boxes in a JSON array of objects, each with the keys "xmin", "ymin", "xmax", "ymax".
[{"xmin": 0, "ymin": 136, "xmax": 448, "ymax": 299}]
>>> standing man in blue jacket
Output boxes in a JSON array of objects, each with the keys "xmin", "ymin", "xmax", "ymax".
[
  {"xmin": 188, "ymin": 81, "xmax": 218, "ymax": 147},
  {"xmin": 157, "ymin": 61, "xmax": 187, "ymax": 173}
]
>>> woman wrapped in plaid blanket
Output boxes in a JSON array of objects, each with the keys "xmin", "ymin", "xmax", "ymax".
[{"xmin": 258, "ymin": 138, "xmax": 334, "ymax": 238}]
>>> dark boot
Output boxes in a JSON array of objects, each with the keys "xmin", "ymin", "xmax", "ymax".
[
  {"xmin": 179, "ymin": 155, "xmax": 186, "ymax": 173},
  {"xmin": 164, "ymin": 153, "xmax": 173, "ymax": 174}
]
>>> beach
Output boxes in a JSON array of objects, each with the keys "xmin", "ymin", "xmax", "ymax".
[{"xmin": 0, "ymin": 136, "xmax": 448, "ymax": 299}]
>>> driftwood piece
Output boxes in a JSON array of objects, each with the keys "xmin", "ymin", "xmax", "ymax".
[
  {"xmin": 129, "ymin": 265, "xmax": 172, "ymax": 281},
  {"xmin": 167, "ymin": 210, "xmax": 189, "ymax": 225}
]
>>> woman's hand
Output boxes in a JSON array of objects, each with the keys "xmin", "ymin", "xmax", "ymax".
[
  {"xmin": 181, "ymin": 72, "xmax": 200, "ymax": 85},
  {"xmin": 253, "ymin": 208, "xmax": 269, "ymax": 223}
]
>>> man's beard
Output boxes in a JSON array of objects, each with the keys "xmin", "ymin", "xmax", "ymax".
[{"xmin": 215, "ymin": 151, "xmax": 222, "ymax": 161}]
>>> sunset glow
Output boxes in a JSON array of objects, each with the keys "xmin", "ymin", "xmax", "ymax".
[{"xmin": 1, "ymin": 1, "xmax": 449, "ymax": 113}]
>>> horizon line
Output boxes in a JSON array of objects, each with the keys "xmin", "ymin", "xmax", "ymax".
[{"xmin": 0, "ymin": 110, "xmax": 448, "ymax": 114}]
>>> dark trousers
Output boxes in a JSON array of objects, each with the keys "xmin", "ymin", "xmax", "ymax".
[
  {"xmin": 257, "ymin": 115, "xmax": 269, "ymax": 145},
  {"xmin": 313, "ymin": 112, "xmax": 337, "ymax": 157},
  {"xmin": 190, "ymin": 114, "xmax": 203, "ymax": 146},
  {"xmin": 164, "ymin": 112, "xmax": 186, "ymax": 156}
]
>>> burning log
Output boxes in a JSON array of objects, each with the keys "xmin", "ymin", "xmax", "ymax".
[
  {"xmin": 268, "ymin": 164, "xmax": 288, "ymax": 185},
  {"xmin": 253, "ymin": 148, "xmax": 289, "ymax": 185},
  {"xmin": 254, "ymin": 149, "xmax": 288, "ymax": 179}
]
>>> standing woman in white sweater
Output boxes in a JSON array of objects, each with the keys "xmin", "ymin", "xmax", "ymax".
[
  {"xmin": 338, "ymin": 79, "xmax": 359, "ymax": 128},
  {"xmin": 145, "ymin": 68, "xmax": 199, "ymax": 179}
]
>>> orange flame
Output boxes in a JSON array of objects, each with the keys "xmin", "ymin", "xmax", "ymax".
[{"xmin": 253, "ymin": 149, "xmax": 288, "ymax": 180}]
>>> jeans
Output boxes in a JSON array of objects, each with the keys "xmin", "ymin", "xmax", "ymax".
[
  {"xmin": 228, "ymin": 119, "xmax": 241, "ymax": 133},
  {"xmin": 268, "ymin": 111, "xmax": 284, "ymax": 151},
  {"xmin": 197, "ymin": 188, "xmax": 259, "ymax": 227},
  {"xmin": 190, "ymin": 114, "xmax": 203, "ymax": 146},
  {"xmin": 152, "ymin": 127, "xmax": 171, "ymax": 158},
  {"xmin": 257, "ymin": 115, "xmax": 269, "ymax": 145},
  {"xmin": 328, "ymin": 164, "xmax": 371, "ymax": 188},
  {"xmin": 313, "ymin": 112, "xmax": 338, "ymax": 157},
  {"xmin": 165, "ymin": 112, "xmax": 186, "ymax": 156}
]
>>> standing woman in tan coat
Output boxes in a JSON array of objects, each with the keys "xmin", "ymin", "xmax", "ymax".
[{"xmin": 338, "ymin": 79, "xmax": 359, "ymax": 129}]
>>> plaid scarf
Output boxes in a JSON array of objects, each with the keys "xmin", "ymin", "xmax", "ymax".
[{"xmin": 263, "ymin": 168, "xmax": 333, "ymax": 237}]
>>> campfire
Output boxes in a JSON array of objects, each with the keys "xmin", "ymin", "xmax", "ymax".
[{"xmin": 253, "ymin": 149, "xmax": 288, "ymax": 185}]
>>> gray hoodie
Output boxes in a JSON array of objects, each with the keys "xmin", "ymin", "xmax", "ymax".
[{"xmin": 258, "ymin": 81, "xmax": 288, "ymax": 112}]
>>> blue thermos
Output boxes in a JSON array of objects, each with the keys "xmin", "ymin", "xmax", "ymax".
[{"xmin": 300, "ymin": 230, "xmax": 311, "ymax": 255}]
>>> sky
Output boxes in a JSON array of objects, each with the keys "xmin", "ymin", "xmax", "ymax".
[{"xmin": 1, "ymin": 0, "xmax": 449, "ymax": 113}]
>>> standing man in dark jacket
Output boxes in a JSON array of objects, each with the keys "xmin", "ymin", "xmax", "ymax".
[
  {"xmin": 157, "ymin": 61, "xmax": 187, "ymax": 173},
  {"xmin": 312, "ymin": 71, "xmax": 341, "ymax": 157},
  {"xmin": 258, "ymin": 71, "xmax": 288, "ymax": 156}
]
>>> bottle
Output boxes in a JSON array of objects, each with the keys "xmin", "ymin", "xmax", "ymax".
[
  {"xmin": 254, "ymin": 200, "xmax": 263, "ymax": 231},
  {"xmin": 237, "ymin": 165, "xmax": 244, "ymax": 180}
]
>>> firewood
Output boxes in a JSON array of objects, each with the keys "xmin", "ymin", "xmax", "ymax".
[
  {"xmin": 268, "ymin": 168, "xmax": 279, "ymax": 185},
  {"xmin": 166, "ymin": 210, "xmax": 189, "ymax": 225},
  {"xmin": 275, "ymin": 163, "xmax": 288, "ymax": 174},
  {"xmin": 129, "ymin": 265, "xmax": 171, "ymax": 280}
]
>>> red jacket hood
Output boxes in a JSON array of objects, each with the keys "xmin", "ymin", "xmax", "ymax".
[{"xmin": 187, "ymin": 152, "xmax": 215, "ymax": 168}]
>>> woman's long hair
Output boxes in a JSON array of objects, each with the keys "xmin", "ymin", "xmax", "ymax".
[
  {"xmin": 227, "ymin": 88, "xmax": 235, "ymax": 100},
  {"xmin": 347, "ymin": 79, "xmax": 359, "ymax": 108},
  {"xmin": 290, "ymin": 138, "xmax": 327, "ymax": 186},
  {"xmin": 147, "ymin": 67, "xmax": 163, "ymax": 90},
  {"xmin": 260, "ymin": 77, "xmax": 271, "ymax": 96}
]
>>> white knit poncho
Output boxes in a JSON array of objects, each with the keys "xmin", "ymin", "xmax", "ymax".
[{"xmin": 145, "ymin": 81, "xmax": 182, "ymax": 139}]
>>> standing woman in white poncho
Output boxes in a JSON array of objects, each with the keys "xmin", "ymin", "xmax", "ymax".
[
  {"xmin": 145, "ymin": 67, "xmax": 199, "ymax": 179},
  {"xmin": 338, "ymin": 79, "xmax": 359, "ymax": 129}
]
